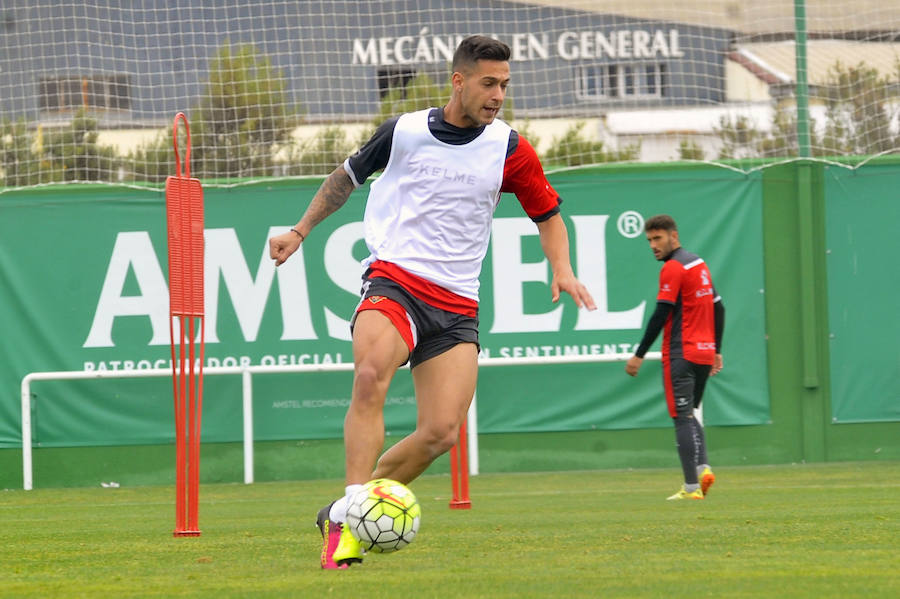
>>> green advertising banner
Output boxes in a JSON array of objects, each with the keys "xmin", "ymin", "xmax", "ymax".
[
  {"xmin": 477, "ymin": 167, "xmax": 769, "ymax": 433},
  {"xmin": 0, "ymin": 167, "xmax": 770, "ymax": 449},
  {"xmin": 824, "ymin": 164, "xmax": 900, "ymax": 422}
]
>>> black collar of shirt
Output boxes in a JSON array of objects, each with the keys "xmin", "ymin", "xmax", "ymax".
[
  {"xmin": 428, "ymin": 107, "xmax": 487, "ymax": 145},
  {"xmin": 662, "ymin": 247, "xmax": 683, "ymax": 262}
]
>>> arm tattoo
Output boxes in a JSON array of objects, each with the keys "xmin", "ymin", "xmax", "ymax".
[{"xmin": 301, "ymin": 166, "xmax": 355, "ymax": 230}]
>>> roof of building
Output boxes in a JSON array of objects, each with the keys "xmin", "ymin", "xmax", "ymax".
[
  {"xmin": 511, "ymin": 1, "xmax": 900, "ymax": 36},
  {"xmin": 732, "ymin": 40, "xmax": 900, "ymax": 85},
  {"xmin": 601, "ymin": 103, "xmax": 835, "ymax": 135}
]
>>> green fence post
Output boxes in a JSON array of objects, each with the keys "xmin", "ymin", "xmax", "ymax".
[
  {"xmin": 794, "ymin": 0, "xmax": 811, "ymax": 159},
  {"xmin": 794, "ymin": 2, "xmax": 827, "ymax": 462},
  {"xmin": 797, "ymin": 165, "xmax": 818, "ymax": 389},
  {"xmin": 794, "ymin": 1, "xmax": 818, "ymax": 389}
]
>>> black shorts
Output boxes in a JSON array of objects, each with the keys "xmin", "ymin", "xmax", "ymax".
[
  {"xmin": 662, "ymin": 357, "xmax": 711, "ymax": 419},
  {"xmin": 352, "ymin": 274, "xmax": 479, "ymax": 369}
]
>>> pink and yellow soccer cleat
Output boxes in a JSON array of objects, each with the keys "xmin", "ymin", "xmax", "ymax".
[{"xmin": 316, "ymin": 503, "xmax": 363, "ymax": 569}]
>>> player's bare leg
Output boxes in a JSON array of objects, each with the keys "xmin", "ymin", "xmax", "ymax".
[
  {"xmin": 372, "ymin": 342, "xmax": 478, "ymax": 484},
  {"xmin": 344, "ymin": 309, "xmax": 411, "ymax": 484},
  {"xmin": 318, "ymin": 309, "xmax": 408, "ymax": 569}
]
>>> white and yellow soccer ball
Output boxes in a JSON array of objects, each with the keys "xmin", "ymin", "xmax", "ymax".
[{"xmin": 345, "ymin": 478, "xmax": 421, "ymax": 553}]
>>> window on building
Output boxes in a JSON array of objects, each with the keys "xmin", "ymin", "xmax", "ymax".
[
  {"xmin": 645, "ymin": 64, "xmax": 658, "ymax": 95},
  {"xmin": 623, "ymin": 65, "xmax": 635, "ymax": 96},
  {"xmin": 607, "ymin": 65, "xmax": 618, "ymax": 97},
  {"xmin": 38, "ymin": 75, "xmax": 131, "ymax": 112},
  {"xmin": 643, "ymin": 64, "xmax": 667, "ymax": 97},
  {"xmin": 576, "ymin": 63, "xmax": 667, "ymax": 100},
  {"xmin": 576, "ymin": 64, "xmax": 604, "ymax": 97}
]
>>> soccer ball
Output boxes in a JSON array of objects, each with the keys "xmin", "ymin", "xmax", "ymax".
[{"xmin": 345, "ymin": 478, "xmax": 421, "ymax": 553}]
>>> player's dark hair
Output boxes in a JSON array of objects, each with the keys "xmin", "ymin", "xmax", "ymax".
[
  {"xmin": 645, "ymin": 214, "xmax": 678, "ymax": 232},
  {"xmin": 452, "ymin": 35, "xmax": 511, "ymax": 72}
]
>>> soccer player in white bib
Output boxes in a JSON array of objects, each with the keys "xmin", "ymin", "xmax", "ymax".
[{"xmin": 269, "ymin": 35, "xmax": 597, "ymax": 569}]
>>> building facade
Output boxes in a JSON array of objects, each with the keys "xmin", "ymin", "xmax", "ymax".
[{"xmin": 0, "ymin": 1, "xmax": 734, "ymax": 125}]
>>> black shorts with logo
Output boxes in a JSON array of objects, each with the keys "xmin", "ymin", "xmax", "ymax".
[{"xmin": 352, "ymin": 274, "xmax": 480, "ymax": 369}]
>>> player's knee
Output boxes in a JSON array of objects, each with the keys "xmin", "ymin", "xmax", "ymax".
[
  {"xmin": 673, "ymin": 398, "xmax": 695, "ymax": 421},
  {"xmin": 352, "ymin": 363, "xmax": 389, "ymax": 404},
  {"xmin": 433, "ymin": 430, "xmax": 459, "ymax": 456},
  {"xmin": 418, "ymin": 423, "xmax": 459, "ymax": 458}
]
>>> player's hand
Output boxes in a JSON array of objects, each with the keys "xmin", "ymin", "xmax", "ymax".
[
  {"xmin": 269, "ymin": 231, "xmax": 302, "ymax": 267},
  {"xmin": 625, "ymin": 356, "xmax": 642, "ymax": 377},
  {"xmin": 551, "ymin": 273, "xmax": 597, "ymax": 311},
  {"xmin": 711, "ymin": 353, "xmax": 723, "ymax": 376}
]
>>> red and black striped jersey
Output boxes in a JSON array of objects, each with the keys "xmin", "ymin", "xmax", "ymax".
[{"xmin": 657, "ymin": 247, "xmax": 721, "ymax": 365}]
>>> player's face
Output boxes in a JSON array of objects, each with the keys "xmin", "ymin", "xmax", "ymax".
[
  {"xmin": 456, "ymin": 59, "xmax": 510, "ymax": 127},
  {"xmin": 646, "ymin": 228, "xmax": 679, "ymax": 261}
]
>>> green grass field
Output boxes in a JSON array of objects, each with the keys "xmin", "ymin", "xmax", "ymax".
[{"xmin": 1, "ymin": 462, "xmax": 897, "ymax": 598}]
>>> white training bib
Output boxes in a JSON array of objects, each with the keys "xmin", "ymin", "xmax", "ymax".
[{"xmin": 361, "ymin": 109, "xmax": 511, "ymax": 301}]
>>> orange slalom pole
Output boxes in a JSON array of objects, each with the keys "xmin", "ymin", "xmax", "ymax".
[
  {"xmin": 167, "ymin": 112, "xmax": 204, "ymax": 537},
  {"xmin": 186, "ymin": 316, "xmax": 200, "ymax": 534},
  {"xmin": 172, "ymin": 317, "xmax": 186, "ymax": 533},
  {"xmin": 449, "ymin": 419, "xmax": 472, "ymax": 509},
  {"xmin": 187, "ymin": 316, "xmax": 205, "ymax": 533}
]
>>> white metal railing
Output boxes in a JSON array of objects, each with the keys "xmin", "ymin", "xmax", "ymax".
[{"xmin": 19, "ymin": 352, "xmax": 659, "ymax": 490}]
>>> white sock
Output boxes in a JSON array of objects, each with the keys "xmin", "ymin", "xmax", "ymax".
[{"xmin": 329, "ymin": 484, "xmax": 364, "ymax": 523}]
